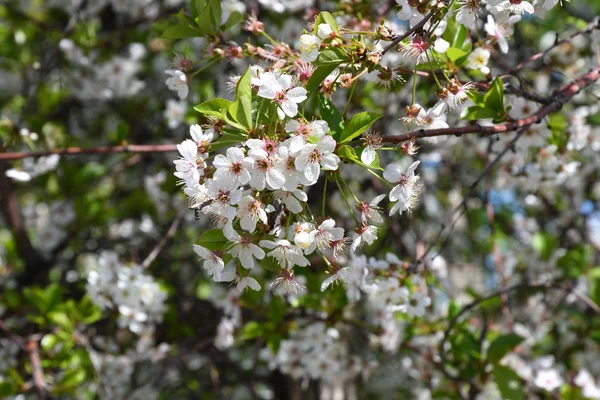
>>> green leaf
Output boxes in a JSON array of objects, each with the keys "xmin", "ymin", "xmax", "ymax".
[
  {"xmin": 446, "ymin": 47, "xmax": 468, "ymax": 62},
  {"xmin": 531, "ymin": 232, "xmax": 556, "ymax": 260},
  {"xmin": 194, "ymin": 10, "xmax": 213, "ymax": 35},
  {"xmin": 484, "ymin": 77, "xmax": 505, "ymax": 113},
  {"xmin": 337, "ymin": 145, "xmax": 359, "ymax": 163},
  {"xmin": 163, "ymin": 10, "xmax": 204, "ymax": 39},
  {"xmin": 42, "ymin": 284, "xmax": 62, "ymax": 314},
  {"xmin": 41, "ymin": 334, "xmax": 60, "ymax": 351},
  {"xmin": 313, "ymin": 48, "xmax": 348, "ymax": 66},
  {"xmin": 222, "ymin": 11, "xmax": 244, "ymax": 31},
  {"xmin": 228, "ymin": 67, "xmax": 253, "ymax": 130},
  {"xmin": 191, "ymin": 0, "xmax": 207, "ymax": 19},
  {"xmin": 452, "ymin": 23, "xmax": 468, "ymax": 49},
  {"xmin": 208, "ymin": 0, "xmax": 222, "ymax": 28},
  {"xmin": 229, "ymin": 96, "xmax": 252, "ymax": 131},
  {"xmin": 492, "ymin": 365, "xmax": 525, "ymax": 400},
  {"xmin": 461, "ymin": 106, "xmax": 500, "ymax": 121},
  {"xmin": 313, "ymin": 11, "xmax": 341, "ymax": 37},
  {"xmin": 210, "ymin": 132, "xmax": 247, "ymax": 150},
  {"xmin": 260, "ymin": 256, "xmax": 280, "ymax": 272},
  {"xmin": 268, "ymin": 297, "xmax": 286, "ymax": 325},
  {"xmin": 195, "ymin": 229, "xmax": 229, "ymax": 251},
  {"xmin": 242, "ymin": 321, "xmax": 263, "ymax": 340},
  {"xmin": 487, "ymin": 333, "xmax": 524, "ymax": 364},
  {"xmin": 58, "ymin": 369, "xmax": 86, "ymax": 390},
  {"xmin": 48, "ymin": 311, "xmax": 74, "ymax": 332},
  {"xmin": 307, "ymin": 64, "xmax": 338, "ymax": 94},
  {"xmin": 588, "ymin": 267, "xmax": 600, "ymax": 306},
  {"xmin": 318, "ymin": 95, "xmax": 344, "ymax": 136},
  {"xmin": 338, "ymin": 112, "xmax": 381, "ymax": 143},
  {"xmin": 162, "ymin": 23, "xmax": 203, "ymax": 39},
  {"xmin": 0, "ymin": 381, "xmax": 17, "ymax": 397},
  {"xmin": 194, "ymin": 98, "xmax": 232, "ymax": 119}
]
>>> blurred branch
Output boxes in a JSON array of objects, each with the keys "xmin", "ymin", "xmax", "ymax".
[
  {"xmin": 0, "ymin": 154, "xmax": 49, "ymax": 284},
  {"xmin": 503, "ymin": 17, "xmax": 600, "ymax": 76},
  {"xmin": 27, "ymin": 338, "xmax": 47, "ymax": 400},
  {"xmin": 0, "ymin": 144, "xmax": 178, "ymax": 161},
  {"xmin": 142, "ymin": 210, "xmax": 185, "ymax": 269}
]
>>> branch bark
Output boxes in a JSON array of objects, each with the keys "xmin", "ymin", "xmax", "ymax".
[
  {"xmin": 0, "ymin": 144, "xmax": 178, "ymax": 161},
  {"xmin": 381, "ymin": 65, "xmax": 600, "ymax": 144},
  {"xmin": 0, "ymin": 157, "xmax": 49, "ymax": 284}
]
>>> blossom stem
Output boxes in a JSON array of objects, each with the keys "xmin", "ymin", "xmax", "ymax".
[
  {"xmin": 426, "ymin": 52, "xmax": 444, "ymax": 90},
  {"xmin": 190, "ymin": 58, "xmax": 218, "ymax": 78},
  {"xmin": 260, "ymin": 31, "xmax": 278, "ymax": 46},
  {"xmin": 411, "ymin": 68, "xmax": 417, "ymax": 105},
  {"xmin": 335, "ymin": 178, "xmax": 359, "ymax": 224},
  {"xmin": 339, "ymin": 175, "xmax": 360, "ymax": 204},
  {"xmin": 322, "ymin": 178, "xmax": 328, "ymax": 216},
  {"xmin": 344, "ymin": 78, "xmax": 358, "ymax": 118}
]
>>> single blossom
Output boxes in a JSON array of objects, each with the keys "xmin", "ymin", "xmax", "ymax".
[
  {"xmin": 165, "ymin": 69, "xmax": 189, "ymax": 99},
  {"xmin": 383, "ymin": 160, "xmax": 422, "ymax": 216},
  {"xmin": 257, "ymin": 71, "xmax": 307, "ymax": 119}
]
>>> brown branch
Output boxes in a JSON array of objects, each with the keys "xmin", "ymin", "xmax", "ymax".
[
  {"xmin": 27, "ymin": 339, "xmax": 47, "ymax": 400},
  {"xmin": 0, "ymin": 144, "xmax": 178, "ymax": 161},
  {"xmin": 0, "ymin": 156, "xmax": 49, "ymax": 284},
  {"xmin": 141, "ymin": 211, "xmax": 185, "ymax": 269},
  {"xmin": 382, "ymin": 65, "xmax": 600, "ymax": 144}
]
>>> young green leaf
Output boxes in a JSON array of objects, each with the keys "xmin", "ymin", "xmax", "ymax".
[
  {"xmin": 195, "ymin": 229, "xmax": 229, "ymax": 251},
  {"xmin": 487, "ymin": 333, "xmax": 524, "ymax": 364},
  {"xmin": 307, "ymin": 64, "xmax": 339, "ymax": 94},
  {"xmin": 492, "ymin": 365, "xmax": 525, "ymax": 400},
  {"xmin": 318, "ymin": 95, "xmax": 344, "ymax": 136},
  {"xmin": 484, "ymin": 77, "xmax": 505, "ymax": 113},
  {"xmin": 228, "ymin": 67, "xmax": 253, "ymax": 130},
  {"xmin": 339, "ymin": 112, "xmax": 381, "ymax": 143},
  {"xmin": 313, "ymin": 48, "xmax": 348, "ymax": 66},
  {"xmin": 194, "ymin": 98, "xmax": 232, "ymax": 119},
  {"xmin": 313, "ymin": 11, "xmax": 341, "ymax": 36}
]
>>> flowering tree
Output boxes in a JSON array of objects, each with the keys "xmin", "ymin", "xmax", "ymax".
[{"xmin": 1, "ymin": 0, "xmax": 600, "ymax": 398}]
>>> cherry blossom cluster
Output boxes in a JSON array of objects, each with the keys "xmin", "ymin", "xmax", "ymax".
[
  {"xmin": 259, "ymin": 321, "xmax": 376, "ymax": 385},
  {"xmin": 176, "ymin": 117, "xmax": 423, "ymax": 295},
  {"xmin": 84, "ymin": 251, "xmax": 167, "ymax": 335},
  {"xmin": 59, "ymin": 40, "xmax": 147, "ymax": 100}
]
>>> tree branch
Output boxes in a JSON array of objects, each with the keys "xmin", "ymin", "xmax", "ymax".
[
  {"xmin": 0, "ymin": 156, "xmax": 49, "ymax": 284},
  {"xmin": 0, "ymin": 144, "xmax": 178, "ymax": 161},
  {"xmin": 381, "ymin": 65, "xmax": 600, "ymax": 144}
]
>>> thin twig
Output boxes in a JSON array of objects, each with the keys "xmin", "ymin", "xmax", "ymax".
[
  {"xmin": 27, "ymin": 339, "xmax": 47, "ymax": 400},
  {"xmin": 503, "ymin": 18, "xmax": 600, "ymax": 76},
  {"xmin": 142, "ymin": 211, "xmax": 185, "ymax": 269},
  {"xmin": 0, "ymin": 143, "xmax": 178, "ymax": 161},
  {"xmin": 410, "ymin": 129, "xmax": 527, "ymax": 273},
  {"xmin": 381, "ymin": 10, "xmax": 436, "ymax": 55}
]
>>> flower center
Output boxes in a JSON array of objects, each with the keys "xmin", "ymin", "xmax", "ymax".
[{"xmin": 274, "ymin": 91, "xmax": 287, "ymax": 104}]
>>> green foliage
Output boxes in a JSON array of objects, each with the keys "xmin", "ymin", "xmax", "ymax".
[
  {"xmin": 195, "ymin": 229, "xmax": 229, "ymax": 251},
  {"xmin": 313, "ymin": 48, "xmax": 349, "ymax": 66},
  {"xmin": 318, "ymin": 95, "xmax": 344, "ymax": 136},
  {"xmin": 487, "ymin": 333, "xmax": 524, "ymax": 364},
  {"xmin": 338, "ymin": 111, "xmax": 381, "ymax": 143},
  {"xmin": 492, "ymin": 365, "xmax": 525, "ymax": 400},
  {"xmin": 313, "ymin": 12, "xmax": 341, "ymax": 37}
]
